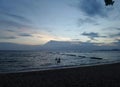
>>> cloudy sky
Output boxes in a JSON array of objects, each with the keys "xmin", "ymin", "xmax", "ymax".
[{"xmin": 0, "ymin": 0, "xmax": 120, "ymax": 45}]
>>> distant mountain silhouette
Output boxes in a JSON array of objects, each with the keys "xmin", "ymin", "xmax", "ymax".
[
  {"xmin": 96, "ymin": 49, "xmax": 120, "ymax": 51},
  {"xmin": 42, "ymin": 40, "xmax": 118, "ymax": 52},
  {"xmin": 0, "ymin": 40, "xmax": 119, "ymax": 51}
]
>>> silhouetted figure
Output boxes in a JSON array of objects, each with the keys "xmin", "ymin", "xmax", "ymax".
[
  {"xmin": 57, "ymin": 58, "xmax": 61, "ymax": 63},
  {"xmin": 55, "ymin": 58, "xmax": 61, "ymax": 64},
  {"xmin": 104, "ymin": 0, "xmax": 114, "ymax": 6}
]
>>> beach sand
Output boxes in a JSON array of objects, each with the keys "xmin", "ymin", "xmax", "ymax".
[{"xmin": 0, "ymin": 63, "xmax": 120, "ymax": 87}]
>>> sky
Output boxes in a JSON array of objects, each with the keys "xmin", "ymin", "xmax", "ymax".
[{"xmin": 0, "ymin": 0, "xmax": 120, "ymax": 46}]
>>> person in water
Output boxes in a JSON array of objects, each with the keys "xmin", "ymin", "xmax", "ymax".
[{"xmin": 55, "ymin": 58, "xmax": 61, "ymax": 64}]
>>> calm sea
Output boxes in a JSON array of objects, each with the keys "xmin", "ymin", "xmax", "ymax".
[{"xmin": 0, "ymin": 50, "xmax": 120, "ymax": 73}]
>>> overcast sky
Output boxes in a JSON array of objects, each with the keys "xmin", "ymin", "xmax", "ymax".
[{"xmin": 0, "ymin": 0, "xmax": 120, "ymax": 45}]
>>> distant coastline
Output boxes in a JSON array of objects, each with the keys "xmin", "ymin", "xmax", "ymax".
[{"xmin": 95, "ymin": 49, "xmax": 120, "ymax": 51}]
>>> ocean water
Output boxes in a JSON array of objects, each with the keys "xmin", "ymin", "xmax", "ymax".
[{"xmin": 0, "ymin": 50, "xmax": 120, "ymax": 73}]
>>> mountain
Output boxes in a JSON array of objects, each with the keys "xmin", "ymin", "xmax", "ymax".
[
  {"xmin": 0, "ymin": 40, "xmax": 119, "ymax": 51},
  {"xmin": 43, "ymin": 40, "xmax": 79, "ymax": 50},
  {"xmin": 42, "ymin": 40, "xmax": 119, "ymax": 51}
]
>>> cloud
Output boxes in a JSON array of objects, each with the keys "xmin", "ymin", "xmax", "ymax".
[
  {"xmin": 114, "ymin": 27, "xmax": 120, "ymax": 30},
  {"xmin": 82, "ymin": 32, "xmax": 99, "ymax": 39},
  {"xmin": 78, "ymin": 18, "xmax": 99, "ymax": 26},
  {"xmin": 78, "ymin": 0, "xmax": 106, "ymax": 17},
  {"xmin": 0, "ymin": 20, "xmax": 31, "ymax": 29},
  {"xmin": 6, "ymin": 29, "xmax": 16, "ymax": 32},
  {"xmin": 0, "ymin": 9, "xmax": 32, "ymax": 30},
  {"xmin": 81, "ymin": 32, "xmax": 106, "ymax": 40},
  {"xmin": 19, "ymin": 33, "xmax": 32, "ymax": 37},
  {"xmin": 104, "ymin": 27, "xmax": 120, "ymax": 31},
  {"xmin": 0, "ymin": 36, "xmax": 17, "ymax": 39},
  {"xmin": 72, "ymin": 39, "xmax": 80, "ymax": 41},
  {"xmin": 37, "ymin": 36, "xmax": 43, "ymax": 38},
  {"xmin": 102, "ymin": 27, "xmax": 120, "ymax": 38},
  {"xmin": 109, "ymin": 33, "xmax": 120, "ymax": 38},
  {"xmin": 0, "ymin": 10, "xmax": 31, "ymax": 23}
]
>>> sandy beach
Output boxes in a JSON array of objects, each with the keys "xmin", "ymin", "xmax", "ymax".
[{"xmin": 0, "ymin": 63, "xmax": 120, "ymax": 87}]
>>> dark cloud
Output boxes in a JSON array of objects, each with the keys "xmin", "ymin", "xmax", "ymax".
[
  {"xmin": 0, "ymin": 20, "xmax": 31, "ymax": 29},
  {"xmin": 0, "ymin": 10, "xmax": 31, "ymax": 23},
  {"xmin": 6, "ymin": 29, "xmax": 16, "ymax": 32},
  {"xmin": 72, "ymin": 39, "xmax": 80, "ymax": 41},
  {"xmin": 78, "ymin": 0, "xmax": 106, "ymax": 17},
  {"xmin": 7, "ymin": 13, "xmax": 30, "ymax": 23},
  {"xmin": 81, "ymin": 32, "xmax": 106, "ymax": 40},
  {"xmin": 0, "ymin": 9, "xmax": 32, "ymax": 30},
  {"xmin": 0, "ymin": 36, "xmax": 17, "ymax": 39},
  {"xmin": 19, "ymin": 33, "xmax": 32, "ymax": 37}
]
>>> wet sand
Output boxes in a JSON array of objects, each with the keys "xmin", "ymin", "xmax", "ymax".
[{"xmin": 0, "ymin": 63, "xmax": 120, "ymax": 87}]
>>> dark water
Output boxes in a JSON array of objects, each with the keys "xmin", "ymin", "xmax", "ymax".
[{"xmin": 0, "ymin": 51, "xmax": 120, "ymax": 73}]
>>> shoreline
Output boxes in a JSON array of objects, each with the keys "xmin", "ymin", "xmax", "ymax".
[
  {"xmin": 0, "ymin": 60, "xmax": 120, "ymax": 74},
  {"xmin": 1, "ymin": 62, "xmax": 120, "ymax": 87}
]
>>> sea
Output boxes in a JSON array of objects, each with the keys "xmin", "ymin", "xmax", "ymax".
[{"xmin": 0, "ymin": 50, "xmax": 120, "ymax": 73}]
